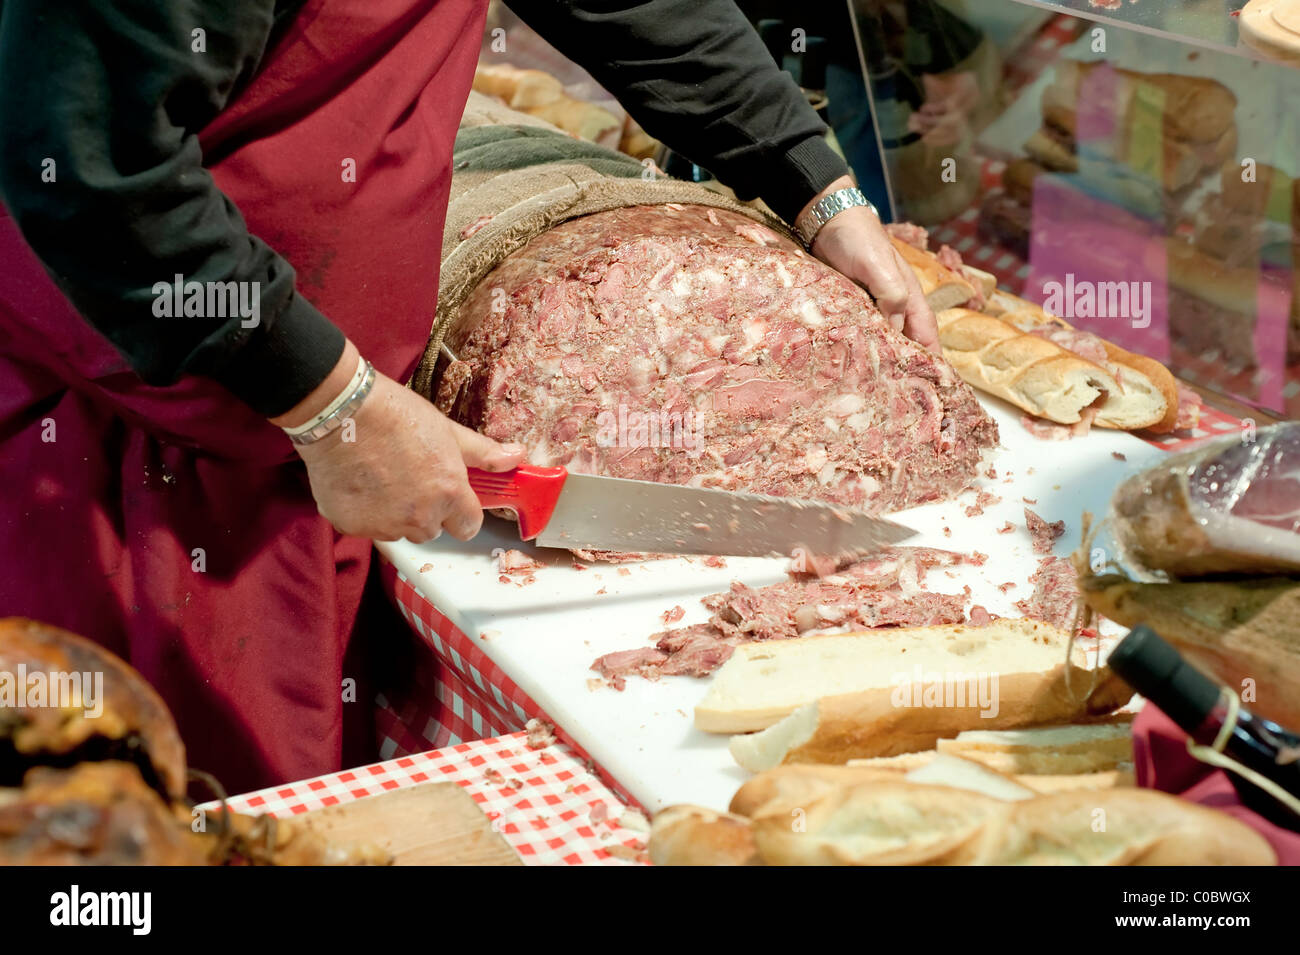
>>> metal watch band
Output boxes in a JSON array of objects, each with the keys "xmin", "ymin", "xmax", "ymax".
[
  {"xmin": 284, "ymin": 361, "xmax": 376, "ymax": 446},
  {"xmin": 794, "ymin": 186, "xmax": 878, "ymax": 248}
]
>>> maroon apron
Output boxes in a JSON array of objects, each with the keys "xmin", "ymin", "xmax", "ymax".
[{"xmin": 0, "ymin": 0, "xmax": 488, "ymax": 792}]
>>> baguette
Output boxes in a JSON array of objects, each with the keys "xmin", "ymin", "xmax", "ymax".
[
  {"xmin": 888, "ymin": 237, "xmax": 977, "ymax": 311},
  {"xmin": 646, "ymin": 806, "xmax": 759, "ymax": 866},
  {"xmin": 955, "ymin": 293, "xmax": 1180, "ymax": 431},
  {"xmin": 935, "ymin": 307, "xmax": 1118, "ymax": 426},
  {"xmin": 697, "ymin": 619, "xmax": 1109, "ymax": 735},
  {"xmin": 744, "ymin": 780, "xmax": 1274, "ymax": 866}
]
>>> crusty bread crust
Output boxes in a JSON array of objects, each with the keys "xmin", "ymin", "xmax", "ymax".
[
  {"xmin": 775, "ymin": 662, "xmax": 1132, "ymax": 766},
  {"xmin": 647, "ymin": 806, "xmax": 759, "ymax": 866}
]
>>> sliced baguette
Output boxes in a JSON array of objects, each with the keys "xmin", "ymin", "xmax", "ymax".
[
  {"xmin": 889, "ymin": 236, "xmax": 977, "ymax": 311},
  {"xmin": 972, "ymin": 293, "xmax": 1179, "ymax": 431},
  {"xmin": 936, "ymin": 307, "xmax": 1118, "ymax": 425},
  {"xmin": 936, "ymin": 723, "xmax": 1132, "ymax": 775},
  {"xmin": 699, "ymin": 619, "xmax": 1123, "ymax": 735}
]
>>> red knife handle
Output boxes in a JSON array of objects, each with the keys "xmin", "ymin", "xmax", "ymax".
[{"xmin": 466, "ymin": 465, "xmax": 568, "ymax": 540}]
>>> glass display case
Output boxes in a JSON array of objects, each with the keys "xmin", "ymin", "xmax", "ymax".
[{"xmin": 840, "ymin": 0, "xmax": 1300, "ymax": 419}]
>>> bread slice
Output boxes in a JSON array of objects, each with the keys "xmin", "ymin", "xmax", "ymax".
[
  {"xmin": 1015, "ymin": 769, "xmax": 1135, "ymax": 793},
  {"xmin": 719, "ymin": 628, "xmax": 1132, "ymax": 772},
  {"xmin": 699, "ymin": 618, "xmax": 1116, "ymax": 734},
  {"xmin": 889, "ymin": 237, "xmax": 977, "ymax": 311},
  {"xmin": 844, "ymin": 752, "xmax": 1136, "ymax": 791},
  {"xmin": 937, "ymin": 722, "xmax": 1133, "ymax": 774}
]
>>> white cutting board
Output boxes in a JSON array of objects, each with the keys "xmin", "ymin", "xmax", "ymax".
[{"xmin": 377, "ymin": 395, "xmax": 1175, "ymax": 814}]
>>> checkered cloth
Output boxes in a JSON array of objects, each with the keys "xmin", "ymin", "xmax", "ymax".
[{"xmin": 219, "ymin": 732, "xmax": 651, "ymax": 866}]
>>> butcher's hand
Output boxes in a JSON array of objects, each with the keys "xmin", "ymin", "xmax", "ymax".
[
  {"xmin": 802, "ymin": 175, "xmax": 940, "ymax": 353},
  {"xmin": 271, "ymin": 340, "xmax": 525, "ymax": 542}
]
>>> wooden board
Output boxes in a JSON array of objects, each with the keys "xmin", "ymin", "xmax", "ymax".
[{"xmin": 299, "ymin": 782, "xmax": 521, "ymax": 866}]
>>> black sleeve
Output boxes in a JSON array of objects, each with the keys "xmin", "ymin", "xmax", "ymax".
[
  {"xmin": 0, "ymin": 1, "xmax": 343, "ymax": 417},
  {"xmin": 506, "ymin": 0, "xmax": 852, "ymax": 225}
]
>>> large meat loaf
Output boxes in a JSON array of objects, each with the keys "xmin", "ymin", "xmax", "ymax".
[{"xmin": 442, "ymin": 204, "xmax": 998, "ymax": 514}]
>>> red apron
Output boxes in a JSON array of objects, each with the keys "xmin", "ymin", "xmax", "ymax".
[{"xmin": 0, "ymin": 0, "xmax": 487, "ymax": 792}]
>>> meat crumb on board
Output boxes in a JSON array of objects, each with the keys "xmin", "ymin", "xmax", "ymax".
[
  {"xmin": 525, "ymin": 718, "xmax": 556, "ymax": 750},
  {"xmin": 1024, "ymin": 508, "xmax": 1065, "ymax": 554},
  {"xmin": 702, "ymin": 555, "xmax": 727, "ymax": 568},
  {"xmin": 1022, "ymin": 496, "xmax": 1037, "ymax": 505},
  {"xmin": 997, "ymin": 581, "xmax": 1017, "ymax": 593},
  {"xmin": 661, "ymin": 605, "xmax": 686, "ymax": 624},
  {"xmin": 996, "ymin": 521, "xmax": 1015, "ymax": 534},
  {"xmin": 497, "ymin": 548, "xmax": 542, "ymax": 585},
  {"xmin": 967, "ymin": 551, "xmax": 989, "ymax": 566},
  {"xmin": 1112, "ymin": 451, "xmax": 1127, "ymax": 461},
  {"xmin": 418, "ymin": 562, "xmax": 434, "ymax": 573},
  {"xmin": 962, "ymin": 488, "xmax": 1002, "ymax": 518}
]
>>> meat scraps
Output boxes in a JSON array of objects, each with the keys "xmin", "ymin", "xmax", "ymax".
[
  {"xmin": 1014, "ymin": 556, "xmax": 1078, "ymax": 631},
  {"xmin": 444, "ymin": 204, "xmax": 997, "ymax": 516},
  {"xmin": 1024, "ymin": 508, "xmax": 1065, "ymax": 554},
  {"xmin": 591, "ymin": 547, "xmax": 971, "ymax": 688}
]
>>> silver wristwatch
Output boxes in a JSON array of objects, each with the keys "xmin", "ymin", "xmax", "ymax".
[{"xmin": 794, "ymin": 186, "xmax": 878, "ymax": 248}]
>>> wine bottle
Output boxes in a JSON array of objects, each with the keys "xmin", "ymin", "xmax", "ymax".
[{"xmin": 1108, "ymin": 624, "xmax": 1300, "ymax": 831}]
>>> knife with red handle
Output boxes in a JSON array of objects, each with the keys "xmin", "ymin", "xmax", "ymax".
[{"xmin": 466, "ymin": 465, "xmax": 915, "ymax": 558}]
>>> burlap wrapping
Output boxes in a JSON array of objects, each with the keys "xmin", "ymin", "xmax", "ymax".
[{"xmin": 410, "ymin": 91, "xmax": 798, "ymax": 399}]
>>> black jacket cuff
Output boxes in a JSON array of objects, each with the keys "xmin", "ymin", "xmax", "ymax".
[
  {"xmin": 202, "ymin": 293, "xmax": 346, "ymax": 418},
  {"xmin": 763, "ymin": 136, "xmax": 853, "ymax": 226}
]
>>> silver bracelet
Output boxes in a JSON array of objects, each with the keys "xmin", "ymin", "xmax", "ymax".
[
  {"xmin": 282, "ymin": 360, "xmax": 376, "ymax": 446},
  {"xmin": 794, "ymin": 186, "xmax": 878, "ymax": 248}
]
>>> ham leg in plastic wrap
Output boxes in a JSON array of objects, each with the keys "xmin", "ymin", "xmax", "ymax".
[{"xmin": 1109, "ymin": 423, "xmax": 1300, "ymax": 578}]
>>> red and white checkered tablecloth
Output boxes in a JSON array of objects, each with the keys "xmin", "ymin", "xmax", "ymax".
[{"xmin": 220, "ymin": 731, "xmax": 650, "ymax": 866}]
